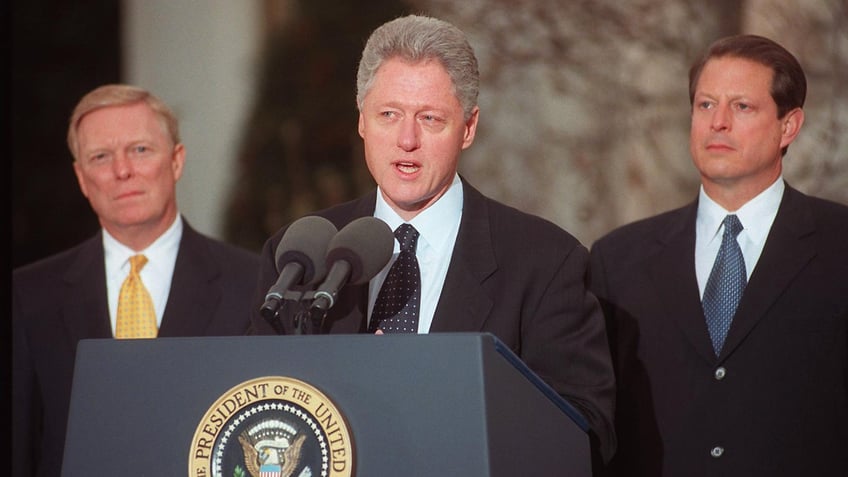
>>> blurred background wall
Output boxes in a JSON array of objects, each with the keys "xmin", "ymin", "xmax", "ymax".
[{"xmin": 11, "ymin": 0, "xmax": 847, "ymax": 269}]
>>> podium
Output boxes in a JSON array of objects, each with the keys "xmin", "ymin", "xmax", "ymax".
[{"xmin": 62, "ymin": 333, "xmax": 591, "ymax": 476}]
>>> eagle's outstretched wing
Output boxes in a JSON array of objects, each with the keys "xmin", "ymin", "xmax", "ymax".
[
  {"xmin": 238, "ymin": 433, "xmax": 261, "ymax": 477},
  {"xmin": 281, "ymin": 434, "xmax": 307, "ymax": 477}
]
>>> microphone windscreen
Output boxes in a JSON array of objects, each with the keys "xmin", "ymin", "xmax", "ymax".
[
  {"xmin": 326, "ymin": 217, "xmax": 393, "ymax": 284},
  {"xmin": 275, "ymin": 216, "xmax": 338, "ymax": 286}
]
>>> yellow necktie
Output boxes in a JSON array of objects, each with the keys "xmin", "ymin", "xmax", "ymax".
[{"xmin": 115, "ymin": 254, "xmax": 158, "ymax": 339}]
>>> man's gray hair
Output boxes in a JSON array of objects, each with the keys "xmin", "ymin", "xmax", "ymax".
[
  {"xmin": 67, "ymin": 84, "xmax": 179, "ymax": 161},
  {"xmin": 356, "ymin": 15, "xmax": 479, "ymax": 119}
]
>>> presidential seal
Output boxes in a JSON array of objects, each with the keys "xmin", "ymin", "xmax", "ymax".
[{"xmin": 189, "ymin": 377, "xmax": 354, "ymax": 477}]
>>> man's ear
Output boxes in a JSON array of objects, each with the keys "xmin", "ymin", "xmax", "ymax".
[
  {"xmin": 779, "ymin": 107, "xmax": 804, "ymax": 150},
  {"xmin": 172, "ymin": 143, "xmax": 186, "ymax": 181},
  {"xmin": 461, "ymin": 106, "xmax": 480, "ymax": 150}
]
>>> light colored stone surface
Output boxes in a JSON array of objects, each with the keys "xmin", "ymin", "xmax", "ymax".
[{"xmin": 414, "ymin": 0, "xmax": 847, "ymax": 245}]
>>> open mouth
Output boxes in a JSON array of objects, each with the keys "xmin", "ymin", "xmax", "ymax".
[{"xmin": 395, "ymin": 161, "xmax": 420, "ymax": 173}]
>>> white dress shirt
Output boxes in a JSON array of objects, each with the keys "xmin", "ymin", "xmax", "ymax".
[
  {"xmin": 103, "ymin": 215, "xmax": 183, "ymax": 335},
  {"xmin": 695, "ymin": 178, "xmax": 784, "ymax": 298},
  {"xmin": 369, "ymin": 174, "xmax": 464, "ymax": 333}
]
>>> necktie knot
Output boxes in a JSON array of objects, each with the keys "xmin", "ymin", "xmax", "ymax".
[
  {"xmin": 723, "ymin": 214, "xmax": 743, "ymax": 239},
  {"xmin": 395, "ymin": 223, "xmax": 419, "ymax": 253},
  {"xmin": 129, "ymin": 254, "xmax": 148, "ymax": 275}
]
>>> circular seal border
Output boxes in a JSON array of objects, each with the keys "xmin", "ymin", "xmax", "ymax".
[{"xmin": 189, "ymin": 376, "xmax": 354, "ymax": 477}]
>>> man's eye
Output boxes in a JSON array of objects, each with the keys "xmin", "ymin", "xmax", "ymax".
[{"xmin": 420, "ymin": 114, "xmax": 444, "ymax": 123}]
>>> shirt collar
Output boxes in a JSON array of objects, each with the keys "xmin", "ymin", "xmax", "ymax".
[
  {"xmin": 697, "ymin": 177, "xmax": 784, "ymax": 245},
  {"xmin": 374, "ymin": 174, "xmax": 463, "ymax": 255},
  {"xmin": 104, "ymin": 214, "xmax": 183, "ymax": 276}
]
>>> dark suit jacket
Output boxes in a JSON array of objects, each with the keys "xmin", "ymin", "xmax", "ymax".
[
  {"xmin": 589, "ymin": 184, "xmax": 848, "ymax": 476},
  {"xmin": 250, "ymin": 178, "xmax": 617, "ymax": 463},
  {"xmin": 12, "ymin": 220, "xmax": 260, "ymax": 477}
]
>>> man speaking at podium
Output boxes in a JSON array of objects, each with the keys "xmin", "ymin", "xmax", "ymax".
[{"xmin": 249, "ymin": 15, "xmax": 616, "ymax": 466}]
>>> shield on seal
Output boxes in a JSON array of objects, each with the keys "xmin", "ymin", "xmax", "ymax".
[{"xmin": 260, "ymin": 464, "xmax": 282, "ymax": 477}]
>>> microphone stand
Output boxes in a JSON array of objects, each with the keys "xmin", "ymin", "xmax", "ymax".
[
  {"xmin": 292, "ymin": 307, "xmax": 310, "ymax": 335},
  {"xmin": 263, "ymin": 290, "xmax": 318, "ymax": 335},
  {"xmin": 281, "ymin": 290, "xmax": 308, "ymax": 334},
  {"xmin": 295, "ymin": 290, "xmax": 329, "ymax": 334},
  {"xmin": 308, "ymin": 306, "xmax": 328, "ymax": 333}
]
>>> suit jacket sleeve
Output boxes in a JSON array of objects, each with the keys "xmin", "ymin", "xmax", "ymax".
[
  {"xmin": 520, "ymin": 239, "xmax": 617, "ymax": 465},
  {"xmin": 431, "ymin": 185, "xmax": 617, "ymax": 465}
]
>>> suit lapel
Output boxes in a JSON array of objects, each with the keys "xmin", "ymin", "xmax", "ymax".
[
  {"xmin": 158, "ymin": 223, "xmax": 220, "ymax": 336},
  {"xmin": 648, "ymin": 202, "xmax": 718, "ymax": 364},
  {"xmin": 62, "ymin": 234, "xmax": 113, "ymax": 343},
  {"xmin": 321, "ymin": 185, "xmax": 496, "ymax": 333},
  {"xmin": 430, "ymin": 181, "xmax": 495, "ymax": 332},
  {"xmin": 720, "ymin": 186, "xmax": 816, "ymax": 358}
]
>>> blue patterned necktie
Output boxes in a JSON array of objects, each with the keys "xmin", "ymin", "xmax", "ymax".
[
  {"xmin": 369, "ymin": 224, "xmax": 421, "ymax": 333},
  {"xmin": 703, "ymin": 214, "xmax": 746, "ymax": 356}
]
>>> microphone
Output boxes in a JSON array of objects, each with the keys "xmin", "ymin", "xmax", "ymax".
[
  {"xmin": 259, "ymin": 216, "xmax": 338, "ymax": 321},
  {"xmin": 310, "ymin": 216, "xmax": 394, "ymax": 312}
]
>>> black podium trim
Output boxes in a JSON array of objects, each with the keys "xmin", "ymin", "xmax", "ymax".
[{"xmin": 492, "ymin": 337, "xmax": 590, "ymax": 432}]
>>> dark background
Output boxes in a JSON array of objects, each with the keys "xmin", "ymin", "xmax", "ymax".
[
  {"xmin": 11, "ymin": 1, "xmax": 121, "ymax": 269},
  {"xmin": 10, "ymin": 0, "xmax": 412, "ymax": 269}
]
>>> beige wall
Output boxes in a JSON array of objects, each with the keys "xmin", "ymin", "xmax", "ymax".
[
  {"xmin": 424, "ymin": 0, "xmax": 848, "ymax": 245},
  {"xmin": 123, "ymin": 0, "xmax": 261, "ymax": 239},
  {"xmin": 124, "ymin": 0, "xmax": 847, "ymax": 245}
]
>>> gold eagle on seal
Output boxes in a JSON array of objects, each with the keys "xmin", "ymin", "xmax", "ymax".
[{"xmin": 238, "ymin": 431, "xmax": 306, "ymax": 477}]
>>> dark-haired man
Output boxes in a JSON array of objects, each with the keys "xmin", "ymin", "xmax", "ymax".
[{"xmin": 590, "ymin": 35, "xmax": 848, "ymax": 476}]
